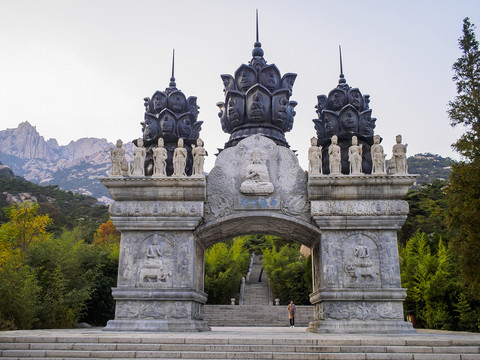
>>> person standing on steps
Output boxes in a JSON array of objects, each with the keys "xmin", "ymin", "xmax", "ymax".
[{"xmin": 287, "ymin": 300, "xmax": 296, "ymax": 327}]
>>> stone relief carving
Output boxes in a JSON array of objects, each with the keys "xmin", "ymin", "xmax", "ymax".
[
  {"xmin": 325, "ymin": 301, "xmax": 402, "ymax": 321},
  {"xmin": 116, "ymin": 300, "xmax": 197, "ymax": 321},
  {"xmin": 240, "ymin": 148, "xmax": 274, "ymax": 195},
  {"xmin": 205, "ymin": 135, "xmax": 310, "ymax": 223},
  {"xmin": 311, "ymin": 200, "xmax": 409, "ymax": 217},
  {"xmin": 322, "ymin": 240, "xmax": 341, "ymax": 287},
  {"xmin": 138, "ymin": 233, "xmax": 174, "ymax": 287},
  {"xmin": 110, "ymin": 201, "xmax": 203, "ymax": 218},
  {"xmin": 342, "ymin": 234, "xmax": 380, "ymax": 288}
]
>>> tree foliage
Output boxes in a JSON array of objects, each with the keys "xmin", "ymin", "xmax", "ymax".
[
  {"xmin": 262, "ymin": 240, "xmax": 312, "ymax": 305},
  {"xmin": 447, "ymin": 17, "xmax": 480, "ymax": 301},
  {"xmin": 204, "ymin": 237, "xmax": 250, "ymax": 304},
  {"xmin": 400, "ymin": 232, "xmax": 461, "ymax": 330},
  {"xmin": 0, "ymin": 204, "xmax": 119, "ymax": 329}
]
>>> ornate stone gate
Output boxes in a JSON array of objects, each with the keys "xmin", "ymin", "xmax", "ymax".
[{"xmin": 101, "ymin": 32, "xmax": 416, "ymax": 333}]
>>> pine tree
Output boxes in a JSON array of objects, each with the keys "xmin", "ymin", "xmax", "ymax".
[{"xmin": 447, "ymin": 18, "xmax": 480, "ymax": 300}]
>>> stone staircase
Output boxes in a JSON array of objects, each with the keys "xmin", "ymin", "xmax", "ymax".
[
  {"xmin": 1, "ymin": 328, "xmax": 480, "ymax": 359},
  {"xmin": 204, "ymin": 304, "xmax": 312, "ymax": 327},
  {"xmin": 243, "ymin": 254, "xmax": 271, "ymax": 305}
]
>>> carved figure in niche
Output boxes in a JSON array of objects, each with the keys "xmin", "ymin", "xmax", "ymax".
[
  {"xmin": 348, "ymin": 88, "xmax": 364, "ymax": 111},
  {"xmin": 327, "ymin": 88, "xmax": 347, "ymax": 111},
  {"xmin": 323, "ymin": 111, "xmax": 339, "ymax": 138},
  {"xmin": 159, "ymin": 111, "xmax": 176, "ymax": 137},
  {"xmin": 142, "ymin": 113, "xmax": 160, "ymax": 145},
  {"xmin": 146, "ymin": 234, "xmax": 162, "ymax": 260},
  {"xmin": 226, "ymin": 91, "xmax": 245, "ymax": 126},
  {"xmin": 173, "ymin": 138, "xmax": 187, "ymax": 177},
  {"xmin": 316, "ymin": 95, "xmax": 328, "ymax": 116},
  {"xmin": 259, "ymin": 65, "xmax": 280, "ymax": 92},
  {"xmin": 308, "ymin": 137, "xmax": 322, "ymax": 175},
  {"xmin": 151, "ymin": 91, "xmax": 167, "ymax": 114},
  {"xmin": 329, "ymin": 135, "xmax": 342, "ymax": 175},
  {"xmin": 168, "ymin": 91, "xmax": 187, "ymax": 113},
  {"xmin": 187, "ymin": 96, "xmax": 199, "ymax": 121},
  {"xmin": 192, "ymin": 138, "xmax": 207, "ymax": 176},
  {"xmin": 339, "ymin": 105, "xmax": 359, "ymax": 134},
  {"xmin": 131, "ymin": 138, "xmax": 146, "ymax": 176},
  {"xmin": 249, "ymin": 92, "xmax": 265, "ymax": 121},
  {"xmin": 177, "ymin": 115, "xmax": 192, "ymax": 139},
  {"xmin": 284, "ymin": 101, "xmax": 297, "ymax": 132},
  {"xmin": 345, "ymin": 236, "xmax": 374, "ymax": 283},
  {"xmin": 272, "ymin": 90, "xmax": 289, "ymax": 128},
  {"xmin": 110, "ymin": 139, "xmax": 128, "ymax": 177},
  {"xmin": 221, "ymin": 74, "xmax": 236, "ymax": 93},
  {"xmin": 348, "ymin": 136, "xmax": 363, "ymax": 175},
  {"xmin": 281, "ymin": 73, "xmax": 297, "ymax": 95},
  {"xmin": 240, "ymin": 149, "xmax": 274, "ymax": 195},
  {"xmin": 392, "ymin": 135, "xmax": 408, "ymax": 174},
  {"xmin": 235, "ymin": 65, "xmax": 256, "ymax": 92},
  {"xmin": 371, "ymin": 135, "xmax": 386, "ymax": 174},
  {"xmin": 153, "ymin": 138, "xmax": 168, "ymax": 177}
]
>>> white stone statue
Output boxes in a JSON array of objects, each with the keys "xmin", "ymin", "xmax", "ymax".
[
  {"xmin": 328, "ymin": 135, "xmax": 342, "ymax": 175},
  {"xmin": 173, "ymin": 138, "xmax": 187, "ymax": 177},
  {"xmin": 371, "ymin": 134, "xmax": 386, "ymax": 174},
  {"xmin": 392, "ymin": 135, "xmax": 408, "ymax": 174},
  {"xmin": 131, "ymin": 138, "xmax": 146, "ymax": 176},
  {"xmin": 308, "ymin": 137, "xmax": 322, "ymax": 175},
  {"xmin": 153, "ymin": 138, "xmax": 168, "ymax": 177},
  {"xmin": 110, "ymin": 139, "xmax": 128, "ymax": 177},
  {"xmin": 240, "ymin": 149, "xmax": 274, "ymax": 195},
  {"xmin": 191, "ymin": 138, "xmax": 207, "ymax": 176},
  {"xmin": 348, "ymin": 136, "xmax": 363, "ymax": 175}
]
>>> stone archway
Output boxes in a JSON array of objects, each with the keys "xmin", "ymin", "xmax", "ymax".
[{"xmin": 101, "ymin": 134, "xmax": 416, "ymax": 333}]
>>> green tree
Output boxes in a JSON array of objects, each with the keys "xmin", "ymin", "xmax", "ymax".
[
  {"xmin": 447, "ymin": 18, "xmax": 480, "ymax": 301},
  {"xmin": 204, "ymin": 237, "xmax": 250, "ymax": 304},
  {"xmin": 262, "ymin": 242, "xmax": 312, "ymax": 305}
]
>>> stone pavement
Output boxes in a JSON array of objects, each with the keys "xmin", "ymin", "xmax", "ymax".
[{"xmin": 1, "ymin": 326, "xmax": 480, "ymax": 359}]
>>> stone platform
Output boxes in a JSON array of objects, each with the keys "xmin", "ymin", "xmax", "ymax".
[{"xmin": 1, "ymin": 327, "xmax": 480, "ymax": 359}]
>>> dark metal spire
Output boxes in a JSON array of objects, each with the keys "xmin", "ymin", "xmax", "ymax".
[
  {"xmin": 169, "ymin": 49, "xmax": 176, "ymax": 88},
  {"xmin": 338, "ymin": 45, "xmax": 346, "ymax": 85},
  {"xmin": 252, "ymin": 9, "xmax": 264, "ymax": 57}
]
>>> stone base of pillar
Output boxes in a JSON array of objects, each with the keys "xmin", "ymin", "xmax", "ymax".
[
  {"xmin": 104, "ymin": 319, "xmax": 210, "ymax": 332},
  {"xmin": 104, "ymin": 287, "xmax": 210, "ymax": 332},
  {"xmin": 307, "ymin": 319, "xmax": 414, "ymax": 334}
]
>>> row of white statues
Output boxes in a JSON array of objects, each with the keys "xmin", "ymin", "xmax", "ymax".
[
  {"xmin": 110, "ymin": 138, "xmax": 207, "ymax": 178},
  {"xmin": 308, "ymin": 134, "xmax": 408, "ymax": 175}
]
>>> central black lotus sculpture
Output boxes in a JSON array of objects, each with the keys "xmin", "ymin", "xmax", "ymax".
[{"xmin": 217, "ymin": 18, "xmax": 297, "ymax": 149}]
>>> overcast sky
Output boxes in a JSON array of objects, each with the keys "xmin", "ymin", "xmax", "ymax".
[{"xmin": 1, "ymin": 0, "xmax": 479, "ymax": 171}]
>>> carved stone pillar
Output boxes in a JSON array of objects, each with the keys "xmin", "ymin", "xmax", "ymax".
[
  {"xmin": 307, "ymin": 175, "xmax": 417, "ymax": 333},
  {"xmin": 100, "ymin": 177, "xmax": 210, "ymax": 332}
]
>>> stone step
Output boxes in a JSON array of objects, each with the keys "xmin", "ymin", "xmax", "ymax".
[{"xmin": 204, "ymin": 305, "xmax": 312, "ymax": 326}]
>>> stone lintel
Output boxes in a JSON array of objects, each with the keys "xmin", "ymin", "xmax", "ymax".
[
  {"xmin": 312, "ymin": 215, "xmax": 408, "ymax": 230},
  {"xmin": 112, "ymin": 287, "xmax": 208, "ymax": 303},
  {"xmin": 307, "ymin": 174, "xmax": 418, "ymax": 201},
  {"xmin": 100, "ymin": 177, "xmax": 206, "ymax": 201},
  {"xmin": 310, "ymin": 288, "xmax": 407, "ymax": 303},
  {"xmin": 110, "ymin": 216, "xmax": 203, "ymax": 231}
]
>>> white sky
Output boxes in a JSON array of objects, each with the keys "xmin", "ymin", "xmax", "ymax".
[{"xmin": 1, "ymin": 0, "xmax": 478, "ymax": 171}]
